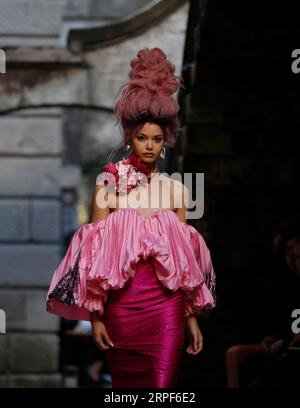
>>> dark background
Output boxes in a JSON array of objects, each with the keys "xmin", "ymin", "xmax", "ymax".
[{"xmin": 177, "ymin": 0, "xmax": 300, "ymax": 386}]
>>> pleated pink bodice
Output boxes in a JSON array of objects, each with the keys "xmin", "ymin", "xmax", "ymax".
[{"xmin": 46, "ymin": 208, "xmax": 216, "ymax": 320}]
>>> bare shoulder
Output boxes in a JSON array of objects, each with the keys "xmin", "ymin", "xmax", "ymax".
[
  {"xmin": 92, "ymin": 177, "xmax": 110, "ymax": 222},
  {"xmin": 95, "ymin": 172, "xmax": 107, "ymax": 187},
  {"xmin": 170, "ymin": 178, "xmax": 189, "ymax": 222},
  {"xmin": 171, "ymin": 178, "xmax": 189, "ymax": 207},
  {"xmin": 159, "ymin": 174, "xmax": 189, "ymax": 211}
]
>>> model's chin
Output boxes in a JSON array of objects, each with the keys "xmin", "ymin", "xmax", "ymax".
[{"xmin": 141, "ymin": 156, "xmax": 156, "ymax": 163}]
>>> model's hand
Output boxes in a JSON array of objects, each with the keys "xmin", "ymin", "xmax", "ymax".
[
  {"xmin": 269, "ymin": 339, "xmax": 284, "ymax": 354},
  {"xmin": 91, "ymin": 319, "xmax": 114, "ymax": 351},
  {"xmin": 260, "ymin": 335, "xmax": 277, "ymax": 350},
  {"xmin": 289, "ymin": 333, "xmax": 300, "ymax": 347},
  {"xmin": 185, "ymin": 315, "xmax": 203, "ymax": 355}
]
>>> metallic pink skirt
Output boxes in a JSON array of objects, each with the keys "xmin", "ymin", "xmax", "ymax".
[{"xmin": 102, "ymin": 257, "xmax": 185, "ymax": 388}]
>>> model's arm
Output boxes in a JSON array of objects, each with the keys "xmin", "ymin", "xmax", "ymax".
[{"xmin": 89, "ymin": 181, "xmax": 114, "ymax": 350}]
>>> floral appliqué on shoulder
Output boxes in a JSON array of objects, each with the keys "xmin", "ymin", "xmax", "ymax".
[{"xmin": 98, "ymin": 152, "xmax": 153, "ymax": 194}]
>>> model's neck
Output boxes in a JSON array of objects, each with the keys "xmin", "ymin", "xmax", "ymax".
[{"xmin": 147, "ymin": 163, "xmax": 158, "ymax": 173}]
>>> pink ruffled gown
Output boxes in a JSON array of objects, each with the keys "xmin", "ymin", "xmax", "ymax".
[{"xmin": 46, "ymin": 208, "xmax": 216, "ymax": 388}]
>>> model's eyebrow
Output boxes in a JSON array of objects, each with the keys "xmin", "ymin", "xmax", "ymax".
[{"xmin": 138, "ymin": 133, "xmax": 163, "ymax": 137}]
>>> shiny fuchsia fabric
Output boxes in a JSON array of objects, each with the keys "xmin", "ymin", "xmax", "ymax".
[{"xmin": 103, "ymin": 257, "xmax": 185, "ymax": 387}]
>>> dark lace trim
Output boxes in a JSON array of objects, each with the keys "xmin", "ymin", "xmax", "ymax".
[
  {"xmin": 48, "ymin": 250, "xmax": 81, "ymax": 305},
  {"xmin": 205, "ymin": 270, "xmax": 217, "ymax": 306}
]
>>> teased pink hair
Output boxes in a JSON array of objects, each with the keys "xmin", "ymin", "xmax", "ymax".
[{"xmin": 113, "ymin": 47, "xmax": 185, "ymax": 148}]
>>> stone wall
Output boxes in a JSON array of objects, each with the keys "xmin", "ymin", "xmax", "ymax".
[
  {"xmin": 0, "ymin": 0, "xmax": 66, "ymax": 47},
  {"xmin": 0, "ymin": 0, "xmax": 173, "ymax": 48},
  {"xmin": 0, "ymin": 108, "xmax": 81, "ymax": 387}
]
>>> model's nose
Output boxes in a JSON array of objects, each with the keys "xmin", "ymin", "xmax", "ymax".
[{"xmin": 146, "ymin": 140, "xmax": 154, "ymax": 149}]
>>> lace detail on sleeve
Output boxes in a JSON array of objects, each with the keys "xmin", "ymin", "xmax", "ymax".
[
  {"xmin": 203, "ymin": 256, "xmax": 217, "ymax": 307},
  {"xmin": 182, "ymin": 224, "xmax": 217, "ymax": 318},
  {"xmin": 48, "ymin": 250, "xmax": 81, "ymax": 305}
]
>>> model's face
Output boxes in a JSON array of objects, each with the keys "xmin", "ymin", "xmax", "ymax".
[{"xmin": 130, "ymin": 122, "xmax": 164, "ymax": 165}]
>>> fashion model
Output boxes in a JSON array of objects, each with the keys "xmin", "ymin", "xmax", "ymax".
[{"xmin": 46, "ymin": 47, "xmax": 216, "ymax": 388}]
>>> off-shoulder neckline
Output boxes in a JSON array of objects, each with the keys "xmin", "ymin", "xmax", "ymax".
[{"xmin": 95, "ymin": 207, "xmax": 187, "ymax": 225}]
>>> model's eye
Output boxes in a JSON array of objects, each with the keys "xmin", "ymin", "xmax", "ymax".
[
  {"xmin": 137, "ymin": 136, "xmax": 146, "ymax": 141},
  {"xmin": 155, "ymin": 138, "xmax": 162, "ymax": 143}
]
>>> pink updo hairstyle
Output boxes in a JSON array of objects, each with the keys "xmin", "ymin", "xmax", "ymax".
[{"xmin": 111, "ymin": 47, "xmax": 185, "ymax": 159}]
